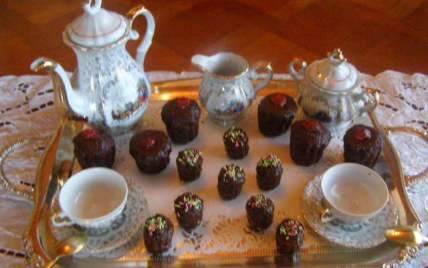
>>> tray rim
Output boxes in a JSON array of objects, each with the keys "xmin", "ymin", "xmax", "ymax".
[{"xmin": 21, "ymin": 78, "xmax": 424, "ymax": 268}]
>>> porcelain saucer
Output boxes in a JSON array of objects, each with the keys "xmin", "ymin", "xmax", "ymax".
[
  {"xmin": 51, "ymin": 176, "xmax": 148, "ymax": 255},
  {"xmin": 300, "ymin": 175, "xmax": 398, "ymax": 249}
]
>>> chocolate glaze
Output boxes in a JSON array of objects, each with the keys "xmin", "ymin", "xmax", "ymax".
[
  {"xmin": 143, "ymin": 214, "xmax": 174, "ymax": 254},
  {"xmin": 129, "ymin": 130, "xmax": 172, "ymax": 174},
  {"xmin": 246, "ymin": 195, "xmax": 275, "ymax": 231},
  {"xmin": 344, "ymin": 124, "xmax": 384, "ymax": 168},
  {"xmin": 223, "ymin": 127, "xmax": 249, "ymax": 159},
  {"xmin": 217, "ymin": 165, "xmax": 246, "ymax": 200},
  {"xmin": 174, "ymin": 192, "xmax": 204, "ymax": 232},
  {"xmin": 161, "ymin": 97, "xmax": 201, "ymax": 144},
  {"xmin": 258, "ymin": 93, "xmax": 297, "ymax": 137},
  {"xmin": 176, "ymin": 149, "xmax": 203, "ymax": 182},
  {"xmin": 290, "ymin": 120, "xmax": 331, "ymax": 166},
  {"xmin": 73, "ymin": 129, "xmax": 115, "ymax": 169}
]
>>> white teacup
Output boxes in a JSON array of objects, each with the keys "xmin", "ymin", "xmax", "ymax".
[
  {"xmin": 52, "ymin": 167, "xmax": 128, "ymax": 229},
  {"xmin": 320, "ymin": 163, "xmax": 388, "ymax": 223}
]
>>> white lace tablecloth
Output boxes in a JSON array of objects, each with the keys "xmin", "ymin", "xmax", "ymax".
[{"xmin": 0, "ymin": 71, "xmax": 427, "ymax": 268}]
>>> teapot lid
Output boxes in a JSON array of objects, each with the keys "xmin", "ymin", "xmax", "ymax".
[
  {"xmin": 308, "ymin": 49, "xmax": 358, "ymax": 92},
  {"xmin": 67, "ymin": 0, "xmax": 128, "ymax": 47}
]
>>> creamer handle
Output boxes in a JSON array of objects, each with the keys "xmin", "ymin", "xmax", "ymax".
[
  {"xmin": 127, "ymin": 5, "xmax": 155, "ymax": 72},
  {"xmin": 250, "ymin": 61, "xmax": 273, "ymax": 94},
  {"xmin": 288, "ymin": 58, "xmax": 307, "ymax": 81}
]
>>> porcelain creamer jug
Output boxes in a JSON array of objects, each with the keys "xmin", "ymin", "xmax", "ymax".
[
  {"xmin": 289, "ymin": 48, "xmax": 378, "ymax": 131},
  {"xmin": 31, "ymin": 0, "xmax": 155, "ymax": 135},
  {"xmin": 192, "ymin": 53, "xmax": 273, "ymax": 126}
]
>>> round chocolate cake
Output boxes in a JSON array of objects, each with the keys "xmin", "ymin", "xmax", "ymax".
[
  {"xmin": 256, "ymin": 154, "xmax": 283, "ymax": 190},
  {"xmin": 176, "ymin": 149, "xmax": 203, "ymax": 182},
  {"xmin": 161, "ymin": 97, "xmax": 201, "ymax": 144},
  {"xmin": 73, "ymin": 128, "xmax": 115, "ymax": 169},
  {"xmin": 217, "ymin": 164, "xmax": 246, "ymax": 200},
  {"xmin": 290, "ymin": 120, "xmax": 331, "ymax": 166},
  {"xmin": 143, "ymin": 214, "xmax": 174, "ymax": 254},
  {"xmin": 258, "ymin": 93, "xmax": 298, "ymax": 137},
  {"xmin": 343, "ymin": 124, "xmax": 384, "ymax": 168},
  {"xmin": 223, "ymin": 127, "xmax": 249, "ymax": 159},
  {"xmin": 246, "ymin": 194, "xmax": 275, "ymax": 231},
  {"xmin": 276, "ymin": 218, "xmax": 305, "ymax": 253},
  {"xmin": 129, "ymin": 130, "xmax": 172, "ymax": 174},
  {"xmin": 174, "ymin": 192, "xmax": 204, "ymax": 232}
]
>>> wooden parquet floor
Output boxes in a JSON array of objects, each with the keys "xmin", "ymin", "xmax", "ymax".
[{"xmin": 1, "ymin": 0, "xmax": 427, "ymax": 76}]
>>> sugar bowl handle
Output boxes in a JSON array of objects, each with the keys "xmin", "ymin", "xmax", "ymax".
[
  {"xmin": 127, "ymin": 5, "xmax": 156, "ymax": 72},
  {"xmin": 359, "ymin": 88, "xmax": 379, "ymax": 115},
  {"xmin": 250, "ymin": 61, "xmax": 273, "ymax": 94},
  {"xmin": 288, "ymin": 58, "xmax": 308, "ymax": 82}
]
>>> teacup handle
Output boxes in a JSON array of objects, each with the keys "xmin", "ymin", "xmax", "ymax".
[
  {"xmin": 358, "ymin": 87, "xmax": 379, "ymax": 115},
  {"xmin": 250, "ymin": 61, "xmax": 273, "ymax": 94},
  {"xmin": 52, "ymin": 211, "xmax": 74, "ymax": 227},
  {"xmin": 320, "ymin": 208, "xmax": 334, "ymax": 223}
]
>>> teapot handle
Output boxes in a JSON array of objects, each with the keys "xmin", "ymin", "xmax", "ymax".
[
  {"xmin": 288, "ymin": 58, "xmax": 307, "ymax": 81},
  {"xmin": 359, "ymin": 88, "xmax": 379, "ymax": 115},
  {"xmin": 250, "ymin": 61, "xmax": 273, "ymax": 94},
  {"xmin": 127, "ymin": 5, "xmax": 156, "ymax": 72}
]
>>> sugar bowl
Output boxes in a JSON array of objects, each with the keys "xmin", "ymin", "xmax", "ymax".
[{"xmin": 289, "ymin": 49, "xmax": 378, "ymax": 131}]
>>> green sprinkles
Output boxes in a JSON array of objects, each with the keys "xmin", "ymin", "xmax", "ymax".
[
  {"xmin": 222, "ymin": 165, "xmax": 244, "ymax": 182},
  {"xmin": 145, "ymin": 215, "xmax": 167, "ymax": 236},
  {"xmin": 177, "ymin": 149, "xmax": 201, "ymax": 167},
  {"xmin": 258, "ymin": 154, "xmax": 281, "ymax": 168},
  {"xmin": 247, "ymin": 194, "xmax": 269, "ymax": 208},
  {"xmin": 224, "ymin": 127, "xmax": 246, "ymax": 147},
  {"xmin": 182, "ymin": 193, "xmax": 202, "ymax": 212},
  {"xmin": 279, "ymin": 219, "xmax": 304, "ymax": 240}
]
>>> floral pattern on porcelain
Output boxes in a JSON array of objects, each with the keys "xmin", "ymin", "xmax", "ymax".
[
  {"xmin": 301, "ymin": 175, "xmax": 399, "ymax": 249},
  {"xmin": 50, "ymin": 176, "xmax": 148, "ymax": 255},
  {"xmin": 70, "ymin": 42, "xmax": 151, "ymax": 132},
  {"xmin": 199, "ymin": 74, "xmax": 253, "ymax": 121}
]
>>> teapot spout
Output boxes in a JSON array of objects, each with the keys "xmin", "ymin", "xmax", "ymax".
[{"xmin": 31, "ymin": 58, "xmax": 88, "ymax": 121}]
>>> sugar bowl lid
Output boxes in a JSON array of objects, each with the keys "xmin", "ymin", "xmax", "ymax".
[
  {"xmin": 66, "ymin": 0, "xmax": 128, "ymax": 47},
  {"xmin": 308, "ymin": 49, "xmax": 359, "ymax": 92}
]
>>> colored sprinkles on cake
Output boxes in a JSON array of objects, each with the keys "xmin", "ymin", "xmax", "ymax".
[
  {"xmin": 222, "ymin": 165, "xmax": 244, "ymax": 182},
  {"xmin": 224, "ymin": 127, "xmax": 246, "ymax": 148},
  {"xmin": 258, "ymin": 154, "xmax": 281, "ymax": 168},
  {"xmin": 279, "ymin": 219, "xmax": 304, "ymax": 240},
  {"xmin": 81, "ymin": 129, "xmax": 100, "ymax": 140},
  {"xmin": 145, "ymin": 215, "xmax": 167, "ymax": 236},
  {"xmin": 174, "ymin": 193, "xmax": 202, "ymax": 218},
  {"xmin": 247, "ymin": 195, "xmax": 269, "ymax": 208},
  {"xmin": 177, "ymin": 149, "xmax": 201, "ymax": 167}
]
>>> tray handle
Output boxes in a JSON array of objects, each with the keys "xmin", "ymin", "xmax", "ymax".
[{"xmin": 367, "ymin": 109, "xmax": 423, "ymax": 225}]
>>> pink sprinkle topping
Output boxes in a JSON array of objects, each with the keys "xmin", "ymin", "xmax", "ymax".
[
  {"xmin": 270, "ymin": 93, "xmax": 287, "ymax": 107},
  {"xmin": 177, "ymin": 97, "xmax": 190, "ymax": 108},
  {"xmin": 81, "ymin": 129, "xmax": 100, "ymax": 140},
  {"xmin": 354, "ymin": 127, "xmax": 371, "ymax": 141},
  {"xmin": 302, "ymin": 120, "xmax": 321, "ymax": 133}
]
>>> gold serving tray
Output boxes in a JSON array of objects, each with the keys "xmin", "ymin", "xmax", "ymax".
[{"xmin": 24, "ymin": 78, "xmax": 422, "ymax": 268}]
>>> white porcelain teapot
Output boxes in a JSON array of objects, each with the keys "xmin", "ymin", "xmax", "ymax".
[
  {"xmin": 289, "ymin": 49, "xmax": 378, "ymax": 131},
  {"xmin": 31, "ymin": 0, "xmax": 155, "ymax": 135}
]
